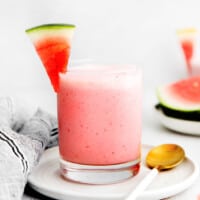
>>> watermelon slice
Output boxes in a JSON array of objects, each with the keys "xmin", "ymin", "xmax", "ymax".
[
  {"xmin": 177, "ymin": 28, "xmax": 197, "ymax": 75},
  {"xmin": 26, "ymin": 24, "xmax": 75, "ymax": 92},
  {"xmin": 157, "ymin": 76, "xmax": 200, "ymax": 112}
]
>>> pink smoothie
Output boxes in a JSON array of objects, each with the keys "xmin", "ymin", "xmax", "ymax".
[{"xmin": 57, "ymin": 65, "xmax": 142, "ymax": 165}]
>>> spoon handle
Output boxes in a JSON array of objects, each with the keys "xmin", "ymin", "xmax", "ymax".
[{"xmin": 125, "ymin": 168, "xmax": 159, "ymax": 200}]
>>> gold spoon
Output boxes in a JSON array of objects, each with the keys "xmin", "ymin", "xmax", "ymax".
[{"xmin": 125, "ymin": 144, "xmax": 185, "ymax": 200}]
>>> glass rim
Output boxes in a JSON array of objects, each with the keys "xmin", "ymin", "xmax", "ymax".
[{"xmin": 67, "ymin": 62, "xmax": 140, "ymax": 74}]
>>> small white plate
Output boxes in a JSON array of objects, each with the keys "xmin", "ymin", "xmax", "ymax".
[
  {"xmin": 28, "ymin": 145, "xmax": 199, "ymax": 200},
  {"xmin": 156, "ymin": 109, "xmax": 200, "ymax": 135}
]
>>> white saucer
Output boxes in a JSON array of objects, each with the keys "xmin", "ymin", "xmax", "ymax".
[
  {"xmin": 156, "ymin": 109, "xmax": 200, "ymax": 135},
  {"xmin": 28, "ymin": 145, "xmax": 199, "ymax": 200}
]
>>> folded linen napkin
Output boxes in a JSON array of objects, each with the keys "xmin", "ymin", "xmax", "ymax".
[{"xmin": 0, "ymin": 96, "xmax": 58, "ymax": 200}]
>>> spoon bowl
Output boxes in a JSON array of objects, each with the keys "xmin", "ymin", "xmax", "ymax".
[{"xmin": 146, "ymin": 144, "xmax": 185, "ymax": 170}]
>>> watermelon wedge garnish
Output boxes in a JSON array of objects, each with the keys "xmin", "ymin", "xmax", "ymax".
[
  {"xmin": 177, "ymin": 28, "xmax": 197, "ymax": 75},
  {"xmin": 26, "ymin": 24, "xmax": 75, "ymax": 92},
  {"xmin": 157, "ymin": 76, "xmax": 200, "ymax": 112}
]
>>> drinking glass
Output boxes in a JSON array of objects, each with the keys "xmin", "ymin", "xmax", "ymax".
[{"xmin": 57, "ymin": 63, "xmax": 142, "ymax": 184}]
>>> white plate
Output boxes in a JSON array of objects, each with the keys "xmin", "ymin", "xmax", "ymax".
[
  {"xmin": 156, "ymin": 109, "xmax": 200, "ymax": 135},
  {"xmin": 28, "ymin": 145, "xmax": 199, "ymax": 200}
]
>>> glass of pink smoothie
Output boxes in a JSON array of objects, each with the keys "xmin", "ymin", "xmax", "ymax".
[{"xmin": 57, "ymin": 64, "xmax": 142, "ymax": 184}]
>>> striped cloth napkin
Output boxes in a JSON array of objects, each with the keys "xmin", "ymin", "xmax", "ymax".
[{"xmin": 0, "ymin": 96, "xmax": 58, "ymax": 200}]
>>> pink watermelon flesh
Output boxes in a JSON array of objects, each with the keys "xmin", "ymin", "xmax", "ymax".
[
  {"xmin": 35, "ymin": 36, "xmax": 70, "ymax": 92},
  {"xmin": 170, "ymin": 76, "xmax": 200, "ymax": 103},
  {"xmin": 181, "ymin": 40, "xmax": 193, "ymax": 74}
]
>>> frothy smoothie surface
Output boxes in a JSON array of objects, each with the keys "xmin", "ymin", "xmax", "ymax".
[{"xmin": 58, "ymin": 65, "xmax": 142, "ymax": 165}]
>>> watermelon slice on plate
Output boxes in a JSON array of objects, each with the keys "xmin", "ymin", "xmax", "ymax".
[
  {"xmin": 157, "ymin": 76, "xmax": 200, "ymax": 112},
  {"xmin": 156, "ymin": 76, "xmax": 200, "ymax": 134},
  {"xmin": 26, "ymin": 24, "xmax": 75, "ymax": 92}
]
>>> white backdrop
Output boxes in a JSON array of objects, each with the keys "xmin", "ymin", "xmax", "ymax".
[{"xmin": 0, "ymin": 0, "xmax": 200, "ymax": 111}]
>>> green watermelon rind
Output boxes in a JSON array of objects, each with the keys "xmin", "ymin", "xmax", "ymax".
[
  {"xmin": 25, "ymin": 23, "xmax": 75, "ymax": 34},
  {"xmin": 157, "ymin": 86, "xmax": 200, "ymax": 112}
]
